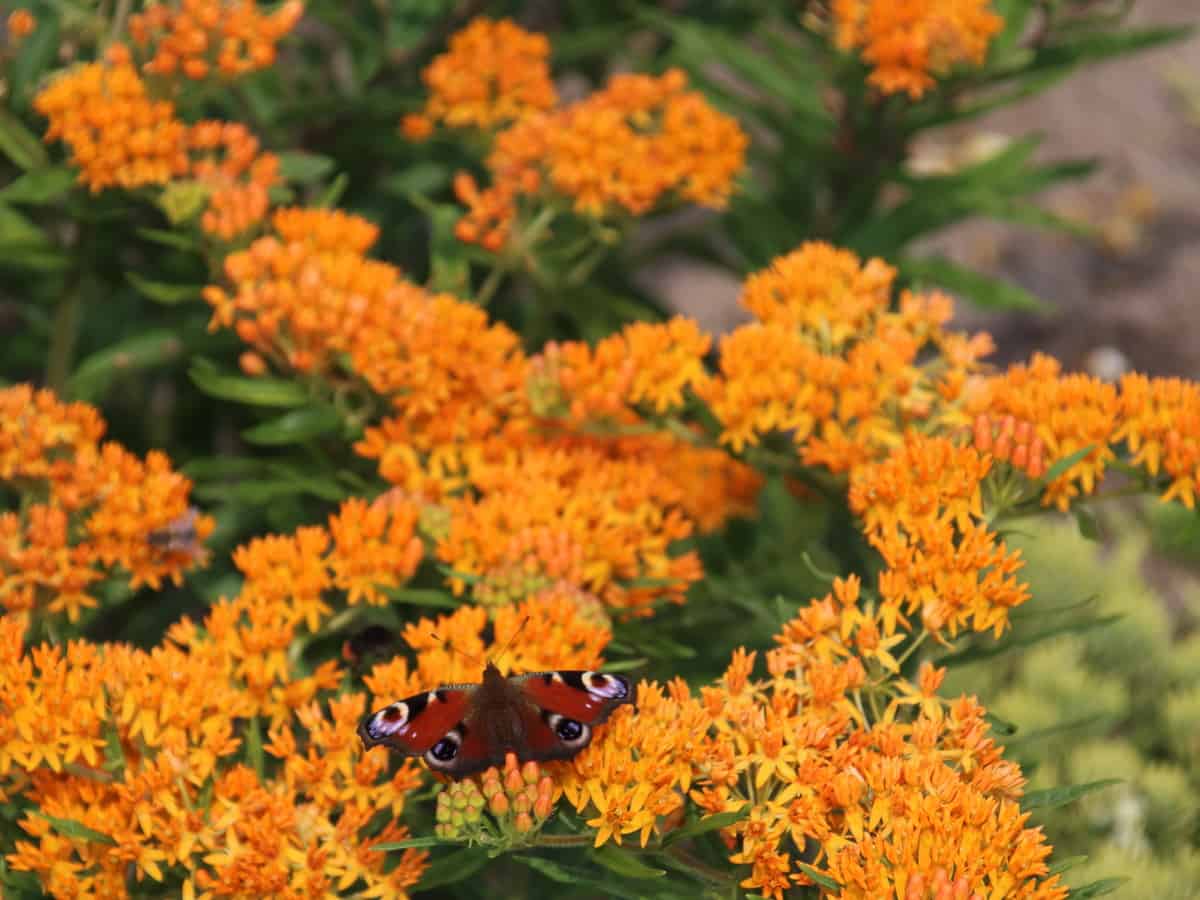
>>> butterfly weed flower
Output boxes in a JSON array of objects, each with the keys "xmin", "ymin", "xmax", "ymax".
[
  {"xmin": 454, "ymin": 67, "xmax": 747, "ymax": 252},
  {"xmin": 34, "ymin": 62, "xmax": 190, "ymax": 192},
  {"xmin": 7, "ymin": 9, "xmax": 35, "ymax": 43},
  {"xmin": 0, "ymin": 386, "xmax": 213, "ymax": 621},
  {"xmin": 186, "ymin": 120, "xmax": 280, "ymax": 240},
  {"xmin": 831, "ymin": 0, "xmax": 1004, "ymax": 99},
  {"xmin": 128, "ymin": 0, "xmax": 303, "ymax": 81},
  {"xmin": 1115, "ymin": 373, "xmax": 1200, "ymax": 508},
  {"xmin": 402, "ymin": 17, "xmax": 557, "ymax": 138}
]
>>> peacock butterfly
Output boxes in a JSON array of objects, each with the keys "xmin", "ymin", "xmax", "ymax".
[{"xmin": 357, "ymin": 662, "xmax": 633, "ymax": 778}]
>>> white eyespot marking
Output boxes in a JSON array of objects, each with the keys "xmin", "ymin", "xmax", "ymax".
[
  {"xmin": 424, "ymin": 727, "xmax": 464, "ymax": 770},
  {"xmin": 546, "ymin": 713, "xmax": 591, "ymax": 749},
  {"xmin": 583, "ymin": 671, "xmax": 629, "ymax": 699},
  {"xmin": 366, "ymin": 702, "xmax": 410, "ymax": 739},
  {"xmin": 427, "ymin": 691, "xmax": 440, "ymax": 705},
  {"xmin": 550, "ymin": 672, "xmax": 564, "ymax": 683}
]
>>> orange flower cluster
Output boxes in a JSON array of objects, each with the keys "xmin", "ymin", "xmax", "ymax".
[
  {"xmin": 850, "ymin": 434, "xmax": 1029, "ymax": 639},
  {"xmin": 434, "ymin": 754, "xmax": 557, "ymax": 842},
  {"xmin": 555, "ymin": 632, "xmax": 1061, "ymax": 900},
  {"xmin": 454, "ymin": 67, "xmax": 747, "ymax": 250},
  {"xmin": 402, "ymin": 17, "xmax": 557, "ymax": 137},
  {"xmin": 832, "ymin": 0, "xmax": 1003, "ymax": 98},
  {"xmin": 0, "ymin": 385, "xmax": 213, "ymax": 622},
  {"xmin": 1, "ymin": 487, "xmax": 441, "ymax": 897},
  {"xmin": 1116, "ymin": 373, "xmax": 1200, "ymax": 508},
  {"xmin": 187, "ymin": 120, "xmax": 280, "ymax": 240},
  {"xmin": 701, "ymin": 242, "xmax": 991, "ymax": 472},
  {"xmin": 34, "ymin": 62, "xmax": 190, "ymax": 192},
  {"xmin": 128, "ymin": 0, "xmax": 303, "ymax": 80}
]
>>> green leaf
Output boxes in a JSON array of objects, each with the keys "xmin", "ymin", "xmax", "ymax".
[
  {"xmin": 1070, "ymin": 877, "xmax": 1129, "ymax": 899},
  {"xmin": 374, "ymin": 836, "xmax": 448, "ymax": 851},
  {"xmin": 241, "ymin": 407, "xmax": 342, "ymax": 446},
  {"xmin": 1045, "ymin": 855, "xmax": 1088, "ymax": 877},
  {"xmin": 316, "ymin": 172, "xmax": 349, "ymax": 208},
  {"xmin": 513, "ymin": 856, "xmax": 579, "ymax": 884},
  {"xmin": 68, "ymin": 330, "xmax": 182, "ymax": 401},
  {"xmin": 1005, "ymin": 714, "xmax": 1114, "ymax": 748},
  {"xmin": 190, "ymin": 360, "xmax": 309, "ymax": 407},
  {"xmin": 136, "ymin": 227, "xmax": 200, "ymax": 252},
  {"xmin": 0, "ymin": 167, "xmax": 76, "ymax": 205},
  {"xmin": 0, "ymin": 109, "xmax": 48, "ymax": 170},
  {"xmin": 939, "ymin": 615, "xmax": 1123, "ymax": 666},
  {"xmin": 379, "ymin": 587, "xmax": 460, "ymax": 609},
  {"xmin": 1022, "ymin": 779, "xmax": 1121, "ymax": 811},
  {"xmin": 796, "ymin": 863, "xmax": 841, "ymax": 892},
  {"xmin": 36, "ymin": 813, "xmax": 117, "ymax": 846},
  {"xmin": 985, "ymin": 712, "xmax": 1018, "ymax": 736},
  {"xmin": 0, "ymin": 202, "xmax": 51, "ymax": 251},
  {"xmin": 663, "ymin": 807, "xmax": 748, "ymax": 846},
  {"xmin": 1041, "ymin": 445, "xmax": 1097, "ymax": 485},
  {"xmin": 425, "ymin": 201, "xmax": 471, "ymax": 296},
  {"xmin": 412, "ymin": 848, "xmax": 489, "ymax": 893},
  {"xmin": 277, "ymin": 151, "xmax": 336, "ymax": 184},
  {"xmin": 126, "ymin": 272, "xmax": 203, "ymax": 306},
  {"xmin": 589, "ymin": 845, "xmax": 666, "ymax": 879},
  {"xmin": 1073, "ymin": 505, "xmax": 1101, "ymax": 542},
  {"xmin": 244, "ymin": 716, "xmax": 263, "ymax": 778},
  {"xmin": 182, "ymin": 456, "xmax": 269, "ymax": 480},
  {"xmin": 901, "ymin": 255, "xmax": 1045, "ymax": 312},
  {"xmin": 381, "ymin": 163, "xmax": 450, "ymax": 198}
]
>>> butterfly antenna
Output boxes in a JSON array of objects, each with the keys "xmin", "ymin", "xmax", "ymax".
[
  {"xmin": 427, "ymin": 630, "xmax": 486, "ymax": 672},
  {"xmin": 492, "ymin": 616, "xmax": 531, "ymax": 673}
]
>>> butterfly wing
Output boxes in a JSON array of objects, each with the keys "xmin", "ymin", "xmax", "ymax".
[
  {"xmin": 358, "ymin": 684, "xmax": 474, "ymax": 759},
  {"xmin": 509, "ymin": 670, "xmax": 634, "ymax": 763}
]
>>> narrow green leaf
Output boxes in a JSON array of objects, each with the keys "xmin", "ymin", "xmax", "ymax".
[
  {"xmin": 796, "ymin": 863, "xmax": 841, "ymax": 892},
  {"xmin": 1041, "ymin": 445, "xmax": 1097, "ymax": 485},
  {"xmin": 68, "ymin": 329, "xmax": 182, "ymax": 401},
  {"xmin": 194, "ymin": 477, "xmax": 347, "ymax": 505},
  {"xmin": 0, "ymin": 166, "xmax": 75, "ymax": 204},
  {"xmin": 939, "ymin": 615, "xmax": 1123, "ymax": 666},
  {"xmin": 244, "ymin": 716, "xmax": 263, "ymax": 778},
  {"xmin": 589, "ymin": 845, "xmax": 666, "ymax": 879},
  {"xmin": 902, "ymin": 255, "xmax": 1045, "ymax": 312},
  {"xmin": 985, "ymin": 712, "xmax": 1018, "ymax": 736},
  {"xmin": 425, "ymin": 202, "xmax": 471, "ymax": 296},
  {"xmin": 379, "ymin": 587, "xmax": 460, "ymax": 609},
  {"xmin": 37, "ymin": 813, "xmax": 117, "ymax": 846},
  {"xmin": 316, "ymin": 172, "xmax": 349, "ymax": 209},
  {"xmin": 1045, "ymin": 854, "xmax": 1087, "ymax": 876},
  {"xmin": 663, "ymin": 807, "xmax": 748, "ymax": 846},
  {"xmin": 381, "ymin": 163, "xmax": 450, "ymax": 198},
  {"xmin": 374, "ymin": 836, "xmax": 448, "ymax": 851},
  {"xmin": 1005, "ymin": 714, "xmax": 1113, "ymax": 748},
  {"xmin": 1070, "ymin": 877, "xmax": 1129, "ymax": 899},
  {"xmin": 126, "ymin": 272, "xmax": 203, "ymax": 305},
  {"xmin": 0, "ymin": 202, "xmax": 51, "ymax": 250},
  {"xmin": 0, "ymin": 109, "xmax": 48, "ymax": 169},
  {"xmin": 1022, "ymin": 778, "xmax": 1121, "ymax": 811},
  {"xmin": 189, "ymin": 361, "xmax": 309, "ymax": 407},
  {"xmin": 242, "ymin": 407, "xmax": 341, "ymax": 446},
  {"xmin": 513, "ymin": 855, "xmax": 579, "ymax": 884},
  {"xmin": 136, "ymin": 227, "xmax": 200, "ymax": 252},
  {"xmin": 1073, "ymin": 505, "xmax": 1101, "ymax": 542},
  {"xmin": 413, "ymin": 848, "xmax": 489, "ymax": 893},
  {"xmin": 276, "ymin": 151, "xmax": 336, "ymax": 184},
  {"xmin": 182, "ymin": 456, "xmax": 268, "ymax": 480}
]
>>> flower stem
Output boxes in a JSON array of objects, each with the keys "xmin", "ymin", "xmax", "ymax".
[{"xmin": 46, "ymin": 279, "xmax": 84, "ymax": 397}]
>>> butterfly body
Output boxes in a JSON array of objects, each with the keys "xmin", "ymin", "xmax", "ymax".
[{"xmin": 358, "ymin": 662, "xmax": 632, "ymax": 777}]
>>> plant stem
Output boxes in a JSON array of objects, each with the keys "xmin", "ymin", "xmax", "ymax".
[{"xmin": 46, "ymin": 278, "xmax": 84, "ymax": 397}]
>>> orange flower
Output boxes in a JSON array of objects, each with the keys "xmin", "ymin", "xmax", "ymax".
[
  {"xmin": 832, "ymin": 0, "xmax": 1003, "ymax": 98},
  {"xmin": 966, "ymin": 353, "xmax": 1118, "ymax": 510},
  {"xmin": 408, "ymin": 17, "xmax": 557, "ymax": 134},
  {"xmin": 456, "ymin": 67, "xmax": 746, "ymax": 250},
  {"xmin": 1116, "ymin": 373, "xmax": 1200, "ymax": 508},
  {"xmin": 187, "ymin": 120, "xmax": 279, "ymax": 239},
  {"xmin": 129, "ymin": 0, "xmax": 303, "ymax": 80},
  {"xmin": 34, "ymin": 63, "xmax": 190, "ymax": 192}
]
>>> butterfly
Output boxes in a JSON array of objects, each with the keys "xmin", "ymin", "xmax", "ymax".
[{"xmin": 357, "ymin": 661, "xmax": 633, "ymax": 778}]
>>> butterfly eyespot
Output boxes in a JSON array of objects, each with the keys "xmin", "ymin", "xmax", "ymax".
[
  {"xmin": 430, "ymin": 738, "xmax": 458, "ymax": 761},
  {"xmin": 583, "ymin": 671, "xmax": 629, "ymax": 700},
  {"xmin": 555, "ymin": 718, "xmax": 584, "ymax": 741},
  {"xmin": 381, "ymin": 703, "xmax": 408, "ymax": 723}
]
